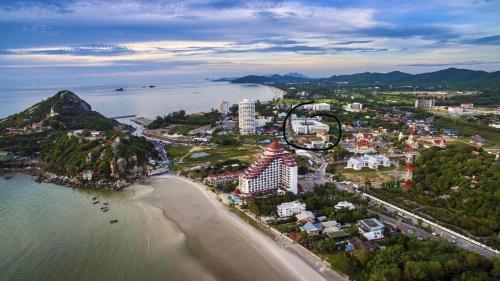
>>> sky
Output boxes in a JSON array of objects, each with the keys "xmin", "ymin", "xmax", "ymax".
[{"xmin": 1, "ymin": 0, "xmax": 500, "ymax": 87}]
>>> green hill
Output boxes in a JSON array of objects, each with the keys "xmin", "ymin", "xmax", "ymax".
[{"xmin": 0, "ymin": 90, "xmax": 126, "ymax": 132}]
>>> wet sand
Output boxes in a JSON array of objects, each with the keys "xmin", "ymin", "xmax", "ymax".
[{"xmin": 126, "ymin": 175, "xmax": 333, "ymax": 281}]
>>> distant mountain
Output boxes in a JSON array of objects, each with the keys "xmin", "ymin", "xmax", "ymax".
[
  {"xmin": 284, "ymin": 72, "xmax": 309, "ymax": 79},
  {"xmin": 227, "ymin": 68, "xmax": 500, "ymax": 89},
  {"xmin": 231, "ymin": 74, "xmax": 309, "ymax": 84},
  {"xmin": 0, "ymin": 90, "xmax": 127, "ymax": 131}
]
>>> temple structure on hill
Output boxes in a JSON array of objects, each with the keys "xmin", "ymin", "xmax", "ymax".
[{"xmin": 235, "ymin": 140, "xmax": 298, "ymax": 196}]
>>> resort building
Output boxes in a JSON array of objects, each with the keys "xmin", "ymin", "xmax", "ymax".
[
  {"xmin": 238, "ymin": 99, "xmax": 256, "ymax": 135},
  {"xmin": 205, "ymin": 171, "xmax": 241, "ymax": 187},
  {"xmin": 276, "ymin": 201, "xmax": 306, "ymax": 217},
  {"xmin": 290, "ymin": 118, "xmax": 329, "ymax": 135},
  {"xmin": 335, "ymin": 201, "xmax": 355, "ymax": 210},
  {"xmin": 301, "ymin": 103, "xmax": 330, "ymax": 111},
  {"xmin": 414, "ymin": 98, "xmax": 435, "ymax": 109},
  {"xmin": 236, "ymin": 140, "xmax": 298, "ymax": 196},
  {"xmin": 357, "ymin": 218, "xmax": 385, "ymax": 240},
  {"xmin": 346, "ymin": 154, "xmax": 391, "ymax": 170},
  {"xmin": 219, "ymin": 101, "xmax": 229, "ymax": 116}
]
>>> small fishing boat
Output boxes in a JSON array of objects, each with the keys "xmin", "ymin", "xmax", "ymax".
[
  {"xmin": 110, "ymin": 219, "xmax": 119, "ymax": 224},
  {"xmin": 102, "ymin": 209, "xmax": 109, "ymax": 213}
]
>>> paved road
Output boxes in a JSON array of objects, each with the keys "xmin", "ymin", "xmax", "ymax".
[{"xmin": 376, "ymin": 213, "xmax": 431, "ymax": 240}]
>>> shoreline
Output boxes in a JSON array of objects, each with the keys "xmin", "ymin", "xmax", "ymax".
[{"xmin": 126, "ymin": 174, "xmax": 347, "ymax": 281}]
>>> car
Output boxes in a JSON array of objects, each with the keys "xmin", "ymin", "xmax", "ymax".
[
  {"xmin": 432, "ymin": 232, "xmax": 437, "ymax": 236},
  {"xmin": 407, "ymin": 229, "xmax": 414, "ymax": 235}
]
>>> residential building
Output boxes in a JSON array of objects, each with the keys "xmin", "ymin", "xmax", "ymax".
[
  {"xmin": 346, "ymin": 154, "xmax": 391, "ymax": 170},
  {"xmin": 344, "ymin": 102, "xmax": 363, "ymax": 112},
  {"xmin": 238, "ymin": 99, "xmax": 256, "ymax": 135},
  {"xmin": 470, "ymin": 135, "xmax": 488, "ymax": 147},
  {"xmin": 276, "ymin": 201, "xmax": 306, "ymax": 217},
  {"xmin": 255, "ymin": 116, "xmax": 273, "ymax": 128},
  {"xmin": 345, "ymin": 237, "xmax": 377, "ymax": 252},
  {"xmin": 290, "ymin": 118, "xmax": 329, "ymax": 135},
  {"xmin": 302, "ymin": 103, "xmax": 330, "ymax": 111},
  {"xmin": 219, "ymin": 101, "xmax": 229, "ymax": 116},
  {"xmin": 358, "ymin": 218, "xmax": 385, "ymax": 240},
  {"xmin": 236, "ymin": 140, "xmax": 298, "ymax": 196},
  {"xmin": 300, "ymin": 221, "xmax": 323, "ymax": 235},
  {"xmin": 448, "ymin": 106, "xmax": 464, "ymax": 115},
  {"xmin": 296, "ymin": 211, "xmax": 315, "ymax": 222},
  {"xmin": 415, "ymin": 98, "xmax": 435, "ymax": 109},
  {"xmin": 335, "ymin": 201, "xmax": 355, "ymax": 210}
]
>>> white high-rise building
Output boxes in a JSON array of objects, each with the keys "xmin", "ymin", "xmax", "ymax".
[
  {"xmin": 236, "ymin": 141, "xmax": 298, "ymax": 195},
  {"xmin": 238, "ymin": 99, "xmax": 256, "ymax": 135},
  {"xmin": 219, "ymin": 101, "xmax": 229, "ymax": 116}
]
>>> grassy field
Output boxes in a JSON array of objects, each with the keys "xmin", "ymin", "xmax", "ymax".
[{"xmin": 167, "ymin": 144, "xmax": 262, "ymax": 170}]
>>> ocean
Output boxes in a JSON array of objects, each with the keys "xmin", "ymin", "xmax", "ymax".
[
  {"xmin": 0, "ymin": 82, "xmax": 286, "ymax": 281},
  {"xmin": 0, "ymin": 81, "xmax": 280, "ymax": 118}
]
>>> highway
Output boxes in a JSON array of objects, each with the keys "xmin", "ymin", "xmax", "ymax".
[{"xmin": 363, "ymin": 192, "xmax": 500, "ymax": 259}]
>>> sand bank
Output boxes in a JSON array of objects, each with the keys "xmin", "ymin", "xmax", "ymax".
[{"xmin": 126, "ymin": 175, "xmax": 344, "ymax": 281}]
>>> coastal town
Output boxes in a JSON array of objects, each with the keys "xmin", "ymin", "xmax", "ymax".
[
  {"xmin": 1, "ymin": 80, "xmax": 499, "ymax": 280},
  {"xmin": 123, "ymin": 84, "xmax": 499, "ymax": 279}
]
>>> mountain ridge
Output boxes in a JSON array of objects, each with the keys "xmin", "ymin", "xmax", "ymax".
[{"xmin": 228, "ymin": 68, "xmax": 500, "ymax": 89}]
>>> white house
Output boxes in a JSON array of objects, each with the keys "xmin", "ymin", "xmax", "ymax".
[
  {"xmin": 296, "ymin": 211, "xmax": 316, "ymax": 222},
  {"xmin": 358, "ymin": 218, "xmax": 385, "ymax": 240},
  {"xmin": 346, "ymin": 154, "xmax": 390, "ymax": 170},
  {"xmin": 335, "ymin": 201, "xmax": 355, "ymax": 210},
  {"xmin": 276, "ymin": 201, "xmax": 306, "ymax": 218}
]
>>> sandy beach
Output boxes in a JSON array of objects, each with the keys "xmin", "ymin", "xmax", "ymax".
[{"xmin": 126, "ymin": 175, "xmax": 346, "ymax": 281}]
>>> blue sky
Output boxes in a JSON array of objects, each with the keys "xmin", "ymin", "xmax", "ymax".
[{"xmin": 1, "ymin": 0, "xmax": 500, "ymax": 87}]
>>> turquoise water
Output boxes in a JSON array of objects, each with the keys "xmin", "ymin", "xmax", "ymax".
[{"xmin": 0, "ymin": 174, "xmax": 156, "ymax": 281}]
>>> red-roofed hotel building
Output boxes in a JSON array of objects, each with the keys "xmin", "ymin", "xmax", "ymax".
[{"xmin": 236, "ymin": 140, "xmax": 298, "ymax": 195}]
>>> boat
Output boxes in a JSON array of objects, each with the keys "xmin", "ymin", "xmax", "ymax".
[
  {"xmin": 92, "ymin": 196, "xmax": 97, "ymax": 200},
  {"xmin": 110, "ymin": 219, "xmax": 119, "ymax": 224},
  {"xmin": 93, "ymin": 201, "xmax": 99, "ymax": 204},
  {"xmin": 115, "ymin": 88, "xmax": 124, "ymax": 92},
  {"xmin": 103, "ymin": 202, "xmax": 109, "ymax": 205},
  {"xmin": 148, "ymin": 85, "xmax": 155, "ymax": 88},
  {"xmin": 4, "ymin": 175, "xmax": 13, "ymax": 180},
  {"xmin": 102, "ymin": 209, "xmax": 109, "ymax": 212},
  {"xmin": 100, "ymin": 206, "xmax": 108, "ymax": 210}
]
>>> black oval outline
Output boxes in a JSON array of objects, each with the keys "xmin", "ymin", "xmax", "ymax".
[{"xmin": 282, "ymin": 101, "xmax": 342, "ymax": 151}]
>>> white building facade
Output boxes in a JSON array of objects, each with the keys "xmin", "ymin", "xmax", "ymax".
[
  {"xmin": 358, "ymin": 218, "xmax": 385, "ymax": 240},
  {"xmin": 237, "ymin": 141, "xmax": 298, "ymax": 195},
  {"xmin": 346, "ymin": 154, "xmax": 390, "ymax": 170},
  {"xmin": 238, "ymin": 99, "xmax": 256, "ymax": 135},
  {"xmin": 219, "ymin": 101, "xmax": 229, "ymax": 116},
  {"xmin": 277, "ymin": 201, "xmax": 306, "ymax": 217},
  {"xmin": 291, "ymin": 118, "xmax": 329, "ymax": 135},
  {"xmin": 302, "ymin": 103, "xmax": 330, "ymax": 111}
]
